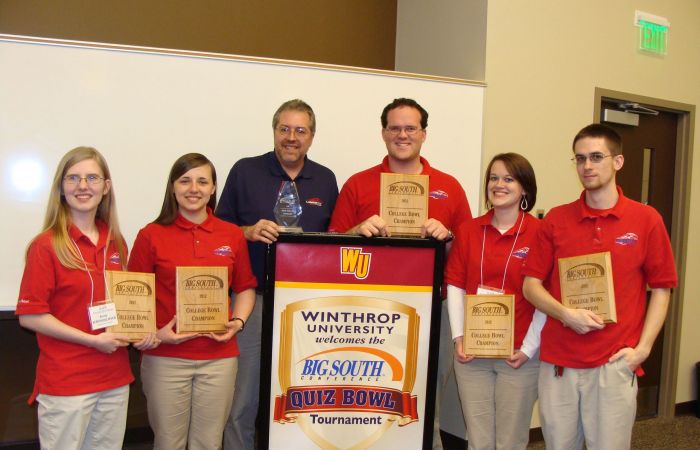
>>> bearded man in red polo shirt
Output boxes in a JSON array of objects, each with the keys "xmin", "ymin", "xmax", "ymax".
[{"xmin": 523, "ymin": 123, "xmax": 677, "ymax": 450}]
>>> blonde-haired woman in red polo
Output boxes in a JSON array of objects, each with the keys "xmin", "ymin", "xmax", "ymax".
[{"xmin": 17, "ymin": 146, "xmax": 158, "ymax": 450}]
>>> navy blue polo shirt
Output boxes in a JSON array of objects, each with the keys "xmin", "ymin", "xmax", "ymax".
[{"xmin": 216, "ymin": 151, "xmax": 338, "ymax": 290}]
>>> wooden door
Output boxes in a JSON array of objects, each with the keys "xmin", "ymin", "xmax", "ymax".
[{"xmin": 601, "ymin": 99, "xmax": 678, "ymax": 418}]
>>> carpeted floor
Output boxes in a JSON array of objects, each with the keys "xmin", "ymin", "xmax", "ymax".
[
  {"xmin": 121, "ymin": 414, "xmax": 700, "ymax": 449},
  {"xmin": 119, "ymin": 415, "xmax": 700, "ymax": 450},
  {"xmin": 525, "ymin": 414, "xmax": 700, "ymax": 450}
]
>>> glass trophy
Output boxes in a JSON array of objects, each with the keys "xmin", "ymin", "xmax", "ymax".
[{"xmin": 274, "ymin": 181, "xmax": 303, "ymax": 232}]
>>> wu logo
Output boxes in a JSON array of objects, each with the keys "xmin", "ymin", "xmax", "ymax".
[{"xmin": 340, "ymin": 247, "xmax": 372, "ymax": 280}]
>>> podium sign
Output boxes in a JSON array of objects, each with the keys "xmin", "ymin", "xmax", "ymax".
[
  {"xmin": 558, "ymin": 251, "xmax": 617, "ymax": 323},
  {"xmin": 106, "ymin": 271, "xmax": 156, "ymax": 341},
  {"xmin": 380, "ymin": 173, "xmax": 429, "ymax": 237},
  {"xmin": 176, "ymin": 266, "xmax": 229, "ymax": 332},
  {"xmin": 462, "ymin": 294, "xmax": 514, "ymax": 358},
  {"xmin": 260, "ymin": 234, "xmax": 443, "ymax": 450}
]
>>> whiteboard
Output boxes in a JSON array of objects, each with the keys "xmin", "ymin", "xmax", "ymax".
[{"xmin": 0, "ymin": 35, "xmax": 484, "ymax": 310}]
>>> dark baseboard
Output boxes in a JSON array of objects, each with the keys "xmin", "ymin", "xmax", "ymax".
[
  {"xmin": 529, "ymin": 426, "xmax": 544, "ymax": 442},
  {"xmin": 123, "ymin": 426, "xmax": 154, "ymax": 444},
  {"xmin": 675, "ymin": 400, "xmax": 699, "ymax": 417},
  {"xmin": 440, "ymin": 430, "xmax": 466, "ymax": 449},
  {"xmin": 440, "ymin": 427, "xmax": 545, "ymax": 449},
  {"xmin": 0, "ymin": 427, "xmax": 152, "ymax": 449},
  {"xmin": 0, "ymin": 441, "xmax": 38, "ymax": 449},
  {"xmin": 440, "ymin": 430, "xmax": 467, "ymax": 450}
]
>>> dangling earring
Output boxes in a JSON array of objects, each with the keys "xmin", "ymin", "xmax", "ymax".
[{"xmin": 520, "ymin": 195, "xmax": 528, "ymax": 211}]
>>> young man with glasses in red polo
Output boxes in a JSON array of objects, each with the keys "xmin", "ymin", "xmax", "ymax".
[
  {"xmin": 523, "ymin": 123, "xmax": 677, "ymax": 450},
  {"xmin": 329, "ymin": 97, "xmax": 472, "ymax": 449},
  {"xmin": 329, "ymin": 98, "xmax": 471, "ymax": 240}
]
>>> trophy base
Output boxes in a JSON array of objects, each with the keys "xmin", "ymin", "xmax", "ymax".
[{"xmin": 278, "ymin": 226, "xmax": 303, "ymax": 233}]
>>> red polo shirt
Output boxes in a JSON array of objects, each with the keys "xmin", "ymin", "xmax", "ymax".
[
  {"xmin": 445, "ymin": 211, "xmax": 539, "ymax": 349},
  {"xmin": 328, "ymin": 156, "xmax": 472, "ymax": 233},
  {"xmin": 17, "ymin": 221, "xmax": 133, "ymax": 403},
  {"xmin": 128, "ymin": 210, "xmax": 257, "ymax": 360},
  {"xmin": 522, "ymin": 188, "xmax": 677, "ymax": 368}
]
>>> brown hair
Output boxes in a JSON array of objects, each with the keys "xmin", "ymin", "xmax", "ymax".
[
  {"xmin": 484, "ymin": 152, "xmax": 537, "ymax": 212},
  {"xmin": 154, "ymin": 153, "xmax": 217, "ymax": 225},
  {"xmin": 572, "ymin": 123, "xmax": 623, "ymax": 156},
  {"xmin": 380, "ymin": 98, "xmax": 428, "ymax": 129},
  {"xmin": 272, "ymin": 99, "xmax": 316, "ymax": 133}
]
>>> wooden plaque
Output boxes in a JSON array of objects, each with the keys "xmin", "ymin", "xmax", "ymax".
[
  {"xmin": 106, "ymin": 270, "xmax": 156, "ymax": 341},
  {"xmin": 379, "ymin": 173, "xmax": 429, "ymax": 237},
  {"xmin": 463, "ymin": 294, "xmax": 514, "ymax": 358},
  {"xmin": 176, "ymin": 266, "xmax": 229, "ymax": 333},
  {"xmin": 558, "ymin": 251, "xmax": 617, "ymax": 323}
]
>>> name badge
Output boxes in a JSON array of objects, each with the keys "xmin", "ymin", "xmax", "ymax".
[
  {"xmin": 88, "ymin": 302, "xmax": 119, "ymax": 330},
  {"xmin": 476, "ymin": 284, "xmax": 505, "ymax": 295}
]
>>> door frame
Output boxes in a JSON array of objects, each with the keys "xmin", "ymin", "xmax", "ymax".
[{"xmin": 594, "ymin": 87, "xmax": 695, "ymax": 419}]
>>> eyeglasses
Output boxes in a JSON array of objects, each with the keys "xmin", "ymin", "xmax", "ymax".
[
  {"xmin": 571, "ymin": 153, "xmax": 614, "ymax": 164},
  {"xmin": 63, "ymin": 174, "xmax": 105, "ymax": 185},
  {"xmin": 276, "ymin": 125, "xmax": 310, "ymax": 137},
  {"xmin": 384, "ymin": 126, "xmax": 422, "ymax": 136}
]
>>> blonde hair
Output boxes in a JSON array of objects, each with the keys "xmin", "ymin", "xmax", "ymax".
[{"xmin": 35, "ymin": 146, "xmax": 127, "ymax": 270}]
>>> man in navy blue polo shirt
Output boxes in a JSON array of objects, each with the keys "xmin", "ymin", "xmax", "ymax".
[{"xmin": 216, "ymin": 98, "xmax": 338, "ymax": 450}]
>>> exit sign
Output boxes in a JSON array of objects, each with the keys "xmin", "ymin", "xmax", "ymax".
[{"xmin": 635, "ymin": 11, "xmax": 669, "ymax": 56}]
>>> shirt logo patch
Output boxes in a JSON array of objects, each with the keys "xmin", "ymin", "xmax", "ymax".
[
  {"xmin": 615, "ymin": 232, "xmax": 639, "ymax": 246},
  {"xmin": 429, "ymin": 190, "xmax": 448, "ymax": 200},
  {"xmin": 109, "ymin": 252, "xmax": 121, "ymax": 265},
  {"xmin": 512, "ymin": 247, "xmax": 530, "ymax": 259},
  {"xmin": 305, "ymin": 197, "xmax": 324, "ymax": 207},
  {"xmin": 213, "ymin": 245, "xmax": 233, "ymax": 256}
]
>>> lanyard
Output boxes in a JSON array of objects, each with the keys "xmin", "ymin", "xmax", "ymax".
[
  {"xmin": 479, "ymin": 211, "xmax": 525, "ymax": 291},
  {"xmin": 71, "ymin": 237, "xmax": 108, "ymax": 307}
]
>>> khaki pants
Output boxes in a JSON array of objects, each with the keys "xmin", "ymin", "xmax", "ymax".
[
  {"xmin": 538, "ymin": 360, "xmax": 638, "ymax": 450},
  {"xmin": 37, "ymin": 384, "xmax": 129, "ymax": 450},
  {"xmin": 141, "ymin": 355, "xmax": 238, "ymax": 450},
  {"xmin": 453, "ymin": 356, "xmax": 539, "ymax": 450}
]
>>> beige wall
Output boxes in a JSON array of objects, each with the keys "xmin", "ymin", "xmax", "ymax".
[
  {"xmin": 0, "ymin": 0, "xmax": 695, "ymax": 421},
  {"xmin": 395, "ymin": 0, "xmax": 487, "ymax": 80},
  {"xmin": 483, "ymin": 0, "xmax": 699, "ymax": 404}
]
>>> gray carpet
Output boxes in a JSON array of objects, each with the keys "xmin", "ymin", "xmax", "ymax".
[
  {"xmin": 526, "ymin": 414, "xmax": 700, "ymax": 450},
  {"xmin": 121, "ymin": 414, "xmax": 700, "ymax": 449}
]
